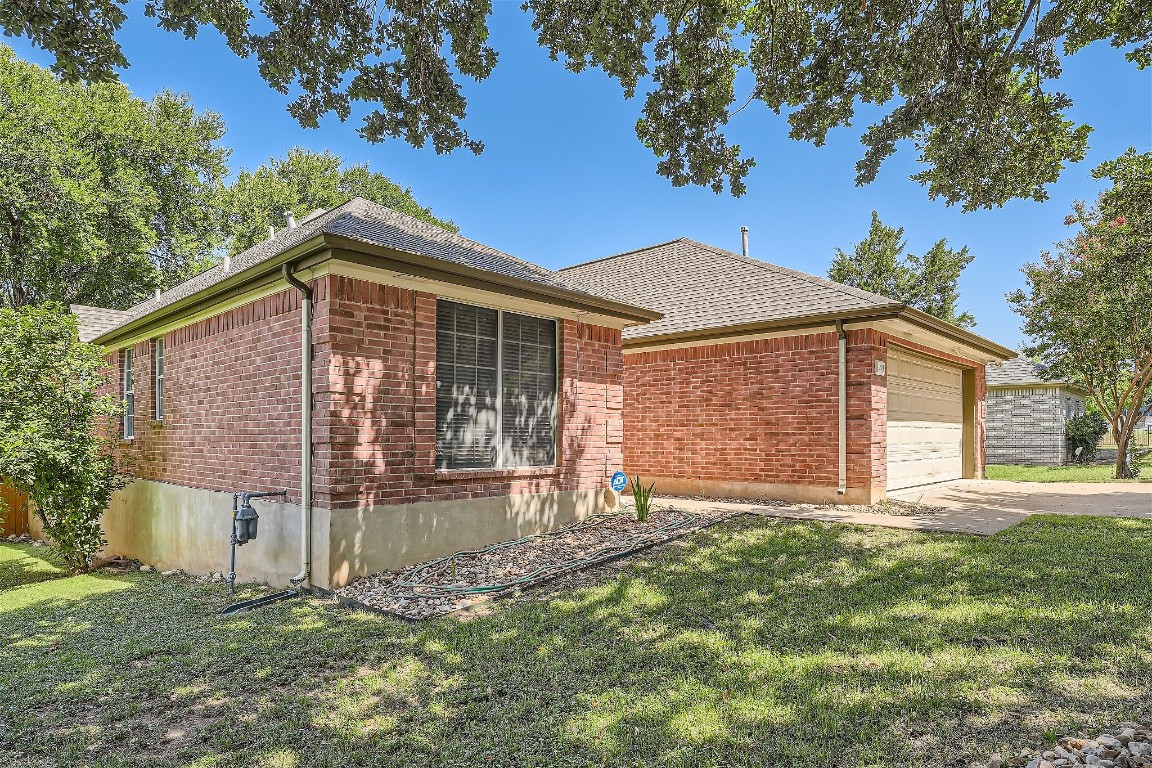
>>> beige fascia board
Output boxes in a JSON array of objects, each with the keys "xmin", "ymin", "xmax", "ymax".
[
  {"xmin": 323, "ymin": 235, "xmax": 662, "ymax": 326},
  {"xmin": 893, "ymin": 307, "xmax": 1015, "ymax": 361},
  {"xmin": 325, "ymin": 259, "xmax": 628, "ymax": 328},
  {"xmin": 94, "ymin": 236, "xmax": 331, "ymax": 348},
  {"xmin": 621, "ymin": 305, "xmax": 906, "ymax": 351},
  {"xmin": 620, "ymin": 305, "xmax": 1013, "ymax": 364}
]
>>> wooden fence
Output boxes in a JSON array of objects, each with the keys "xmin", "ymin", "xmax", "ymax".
[{"xmin": 1, "ymin": 482, "xmax": 30, "ymax": 538}]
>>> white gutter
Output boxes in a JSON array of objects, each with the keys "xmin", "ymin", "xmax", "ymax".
[
  {"xmin": 283, "ymin": 263, "xmax": 312, "ymax": 589},
  {"xmin": 835, "ymin": 320, "xmax": 847, "ymax": 495}
]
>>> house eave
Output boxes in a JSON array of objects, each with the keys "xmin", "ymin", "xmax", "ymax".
[{"xmin": 94, "ymin": 232, "xmax": 661, "ymax": 348}]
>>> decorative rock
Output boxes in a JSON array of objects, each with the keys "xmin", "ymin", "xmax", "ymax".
[
  {"xmin": 161, "ymin": 569, "xmax": 178, "ymax": 576},
  {"xmin": 1101, "ymin": 738, "xmax": 1124, "ymax": 750},
  {"xmin": 989, "ymin": 754, "xmax": 1003, "ymax": 768},
  {"xmin": 139, "ymin": 564, "xmax": 153, "ymax": 572}
]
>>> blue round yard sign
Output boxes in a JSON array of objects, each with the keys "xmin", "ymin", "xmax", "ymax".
[{"xmin": 610, "ymin": 471, "xmax": 628, "ymax": 492}]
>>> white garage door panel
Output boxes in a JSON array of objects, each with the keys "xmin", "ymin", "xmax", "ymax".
[{"xmin": 887, "ymin": 351, "xmax": 964, "ymax": 490}]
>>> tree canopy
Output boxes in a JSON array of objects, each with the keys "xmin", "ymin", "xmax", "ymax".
[
  {"xmin": 220, "ymin": 148, "xmax": 457, "ymax": 255},
  {"xmin": 2, "ymin": 2, "xmax": 1146, "ymax": 208},
  {"xmin": 1008, "ymin": 149, "xmax": 1152, "ymax": 478},
  {"xmin": 829, "ymin": 212, "xmax": 976, "ymax": 328},
  {"xmin": 0, "ymin": 44, "xmax": 228, "ymax": 310}
]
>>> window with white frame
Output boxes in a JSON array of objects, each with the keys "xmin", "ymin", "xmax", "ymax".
[
  {"xmin": 153, "ymin": 337, "xmax": 164, "ymax": 420},
  {"xmin": 122, "ymin": 348, "xmax": 135, "ymax": 439},
  {"xmin": 435, "ymin": 300, "xmax": 557, "ymax": 470}
]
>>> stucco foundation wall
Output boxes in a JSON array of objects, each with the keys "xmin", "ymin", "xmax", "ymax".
[
  {"xmin": 986, "ymin": 387, "xmax": 1082, "ymax": 465},
  {"xmin": 326, "ymin": 489, "xmax": 607, "ymax": 588},
  {"xmin": 93, "ymin": 479, "xmax": 316, "ymax": 585},
  {"xmin": 84, "ymin": 480, "xmax": 607, "ymax": 589}
]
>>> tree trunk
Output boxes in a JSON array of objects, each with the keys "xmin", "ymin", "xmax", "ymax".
[{"xmin": 1114, "ymin": 430, "xmax": 1133, "ymax": 479}]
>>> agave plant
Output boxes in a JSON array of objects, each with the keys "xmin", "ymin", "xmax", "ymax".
[{"xmin": 631, "ymin": 475, "xmax": 656, "ymax": 522}]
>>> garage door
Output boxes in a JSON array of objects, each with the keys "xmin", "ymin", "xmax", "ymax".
[{"xmin": 886, "ymin": 349, "xmax": 965, "ymax": 490}]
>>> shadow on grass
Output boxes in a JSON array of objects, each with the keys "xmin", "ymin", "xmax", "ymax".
[
  {"xmin": 0, "ymin": 542, "xmax": 66, "ymax": 592},
  {"xmin": 2, "ymin": 515, "xmax": 1151, "ymax": 768}
]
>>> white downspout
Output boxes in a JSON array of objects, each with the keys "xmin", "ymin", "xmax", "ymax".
[
  {"xmin": 836, "ymin": 320, "xmax": 847, "ymax": 496},
  {"xmin": 283, "ymin": 262, "xmax": 312, "ymax": 588}
]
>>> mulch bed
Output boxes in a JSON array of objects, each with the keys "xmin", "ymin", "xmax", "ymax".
[{"xmin": 336, "ymin": 506, "xmax": 735, "ymax": 620}]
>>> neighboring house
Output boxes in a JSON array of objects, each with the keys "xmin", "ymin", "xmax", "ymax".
[
  {"xmin": 53, "ymin": 198, "xmax": 659, "ymax": 588},
  {"xmin": 560, "ymin": 239, "xmax": 1014, "ymax": 503},
  {"xmin": 985, "ymin": 357, "xmax": 1086, "ymax": 465}
]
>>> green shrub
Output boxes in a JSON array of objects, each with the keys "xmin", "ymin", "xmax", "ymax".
[
  {"xmin": 631, "ymin": 476, "xmax": 656, "ymax": 523},
  {"xmin": 0, "ymin": 303, "xmax": 127, "ymax": 571},
  {"xmin": 1065, "ymin": 412, "xmax": 1109, "ymax": 463}
]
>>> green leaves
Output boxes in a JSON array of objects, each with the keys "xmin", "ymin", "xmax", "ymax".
[
  {"xmin": 219, "ymin": 147, "xmax": 456, "ymax": 255},
  {"xmin": 829, "ymin": 211, "xmax": 976, "ymax": 328},
  {"xmin": 0, "ymin": 303, "xmax": 127, "ymax": 571},
  {"xmin": 1, "ymin": 1, "xmax": 1136, "ymax": 206},
  {"xmin": 0, "ymin": 45, "xmax": 228, "ymax": 310},
  {"xmin": 1008, "ymin": 150, "xmax": 1152, "ymax": 478}
]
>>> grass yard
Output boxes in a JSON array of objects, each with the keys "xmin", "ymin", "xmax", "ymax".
[
  {"xmin": 0, "ymin": 539, "xmax": 65, "ymax": 591},
  {"xmin": 3, "ymin": 516, "xmax": 1152, "ymax": 768},
  {"xmin": 986, "ymin": 463, "xmax": 1152, "ymax": 482}
]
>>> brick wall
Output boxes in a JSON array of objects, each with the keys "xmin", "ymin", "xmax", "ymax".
[
  {"xmin": 621, "ymin": 329, "xmax": 987, "ymax": 494},
  {"xmin": 107, "ymin": 286, "xmax": 313, "ymax": 500},
  {"xmin": 110, "ymin": 275, "xmax": 624, "ymax": 508},
  {"xmin": 320, "ymin": 275, "xmax": 623, "ymax": 508}
]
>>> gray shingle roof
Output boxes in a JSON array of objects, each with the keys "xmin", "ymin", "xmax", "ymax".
[
  {"xmin": 92, "ymin": 197, "xmax": 639, "ymax": 340},
  {"xmin": 987, "ymin": 357, "xmax": 1069, "ymax": 387},
  {"xmin": 70, "ymin": 305, "xmax": 133, "ymax": 342},
  {"xmin": 558, "ymin": 238, "xmax": 898, "ymax": 339}
]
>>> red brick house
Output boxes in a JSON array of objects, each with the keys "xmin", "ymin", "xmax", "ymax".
[
  {"xmin": 560, "ymin": 239, "xmax": 1014, "ymax": 504},
  {"xmin": 63, "ymin": 199, "xmax": 659, "ymax": 588}
]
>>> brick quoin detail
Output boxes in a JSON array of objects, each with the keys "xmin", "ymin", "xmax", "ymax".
[{"xmin": 111, "ymin": 275, "xmax": 624, "ymax": 508}]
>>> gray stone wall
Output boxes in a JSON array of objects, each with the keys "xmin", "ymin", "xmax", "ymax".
[{"xmin": 986, "ymin": 387, "xmax": 1085, "ymax": 465}]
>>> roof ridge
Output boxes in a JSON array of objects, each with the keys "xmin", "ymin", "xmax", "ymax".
[
  {"xmin": 338, "ymin": 197, "xmax": 560, "ymax": 279},
  {"xmin": 557, "ymin": 238, "xmax": 693, "ymax": 272},
  {"xmin": 675, "ymin": 238, "xmax": 898, "ymax": 307}
]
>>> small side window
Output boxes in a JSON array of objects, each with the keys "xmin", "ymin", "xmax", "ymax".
[
  {"xmin": 123, "ymin": 348, "xmax": 135, "ymax": 439},
  {"xmin": 153, "ymin": 338, "xmax": 164, "ymax": 421}
]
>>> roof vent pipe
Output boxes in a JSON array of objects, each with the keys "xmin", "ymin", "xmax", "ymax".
[
  {"xmin": 285, "ymin": 211, "xmax": 297, "ymax": 229},
  {"xmin": 740, "ymin": 226, "xmax": 749, "ymax": 257},
  {"xmin": 223, "ymin": 253, "xmax": 232, "ymax": 271},
  {"xmin": 268, "ymin": 225, "xmax": 276, "ymax": 242}
]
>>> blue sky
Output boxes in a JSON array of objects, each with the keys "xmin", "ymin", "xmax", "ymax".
[{"xmin": 7, "ymin": 5, "xmax": 1151, "ymax": 348}]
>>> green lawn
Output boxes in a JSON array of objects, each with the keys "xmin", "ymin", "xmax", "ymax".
[
  {"xmin": 0, "ymin": 539, "xmax": 66, "ymax": 591},
  {"xmin": 3, "ymin": 516, "xmax": 1152, "ymax": 768},
  {"xmin": 986, "ymin": 463, "xmax": 1152, "ymax": 482}
]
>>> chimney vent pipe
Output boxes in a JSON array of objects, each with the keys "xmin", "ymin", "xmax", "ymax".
[
  {"xmin": 740, "ymin": 226, "xmax": 749, "ymax": 257},
  {"xmin": 285, "ymin": 211, "xmax": 297, "ymax": 229}
]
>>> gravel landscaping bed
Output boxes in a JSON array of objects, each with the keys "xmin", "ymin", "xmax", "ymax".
[
  {"xmin": 337, "ymin": 506, "xmax": 734, "ymax": 619},
  {"xmin": 982, "ymin": 724, "xmax": 1152, "ymax": 767}
]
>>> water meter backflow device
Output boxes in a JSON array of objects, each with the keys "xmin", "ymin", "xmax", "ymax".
[{"xmin": 227, "ymin": 490, "xmax": 286, "ymax": 599}]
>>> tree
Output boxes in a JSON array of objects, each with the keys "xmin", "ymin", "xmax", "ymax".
[
  {"xmin": 220, "ymin": 148, "xmax": 456, "ymax": 255},
  {"xmin": 0, "ymin": 303, "xmax": 127, "ymax": 571},
  {"xmin": 2, "ymin": 3, "xmax": 1145, "ymax": 208},
  {"xmin": 1008, "ymin": 150, "xmax": 1152, "ymax": 479},
  {"xmin": 0, "ymin": 44, "xmax": 228, "ymax": 310},
  {"xmin": 829, "ymin": 212, "xmax": 976, "ymax": 328}
]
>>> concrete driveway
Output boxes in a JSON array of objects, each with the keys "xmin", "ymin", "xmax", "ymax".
[{"xmin": 887, "ymin": 479, "xmax": 1152, "ymax": 534}]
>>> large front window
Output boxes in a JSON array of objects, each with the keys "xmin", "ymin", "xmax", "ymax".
[{"xmin": 435, "ymin": 300, "xmax": 557, "ymax": 470}]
